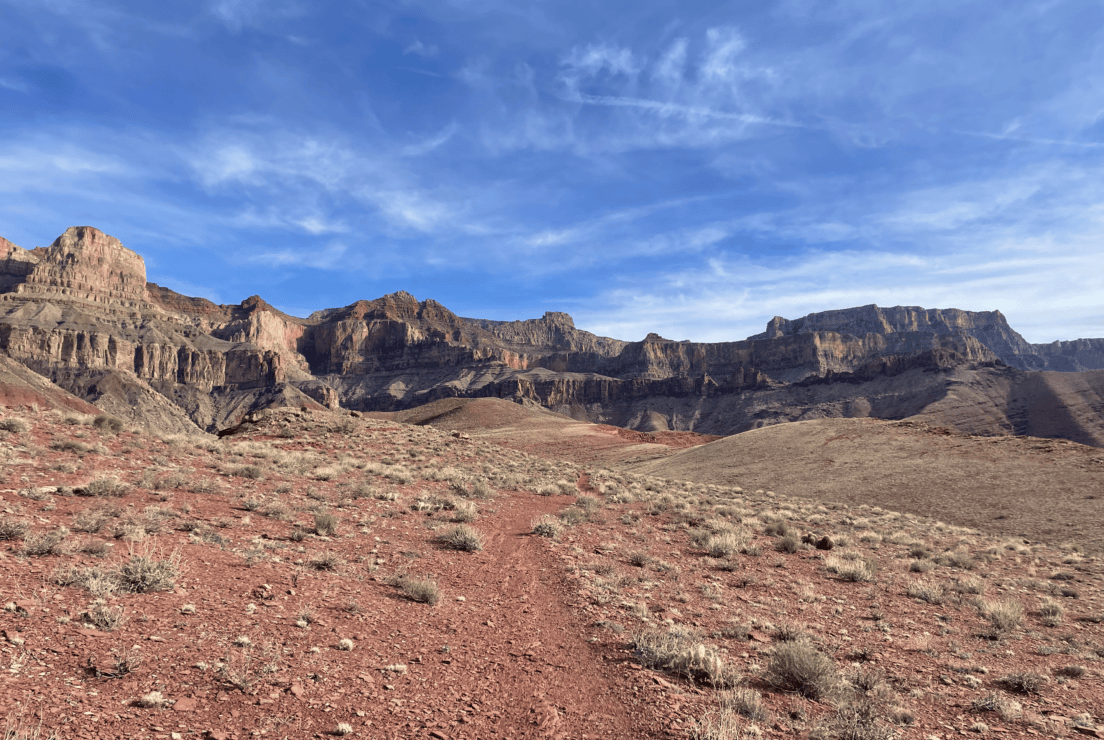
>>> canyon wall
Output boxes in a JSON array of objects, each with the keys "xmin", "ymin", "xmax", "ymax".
[{"xmin": 1, "ymin": 226, "xmax": 1101, "ymax": 439}]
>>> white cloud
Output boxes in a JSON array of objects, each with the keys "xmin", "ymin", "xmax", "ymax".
[{"xmin": 404, "ymin": 40, "xmax": 439, "ymax": 57}]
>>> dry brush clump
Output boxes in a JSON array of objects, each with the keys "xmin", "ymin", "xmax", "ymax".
[
  {"xmin": 631, "ymin": 627, "xmax": 740, "ymax": 687},
  {"xmin": 764, "ymin": 640, "xmax": 841, "ymax": 700},
  {"xmin": 437, "ymin": 524, "xmax": 486, "ymax": 552}
]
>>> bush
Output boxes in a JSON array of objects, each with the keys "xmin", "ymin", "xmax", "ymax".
[
  {"xmin": 979, "ymin": 598, "xmax": 1023, "ymax": 637},
  {"xmin": 532, "ymin": 515, "xmax": 562, "ymax": 539},
  {"xmin": 313, "ymin": 511, "xmax": 338, "ymax": 536},
  {"xmin": 765, "ymin": 641, "xmax": 840, "ymax": 700},
  {"xmin": 826, "ymin": 554, "xmax": 877, "ymax": 582},
  {"xmin": 721, "ymin": 687, "xmax": 770, "ymax": 720},
  {"xmin": 996, "ymin": 672, "xmax": 1046, "ymax": 695},
  {"xmin": 0, "ymin": 518, "xmax": 29, "ymax": 541},
  {"xmin": 307, "ymin": 552, "xmax": 344, "ymax": 571},
  {"xmin": 0, "ymin": 417, "xmax": 29, "ymax": 434},
  {"xmin": 92, "ymin": 415, "xmax": 125, "ymax": 434},
  {"xmin": 907, "ymin": 581, "xmax": 945, "ymax": 604},
  {"xmin": 775, "ymin": 533, "xmax": 801, "ymax": 554},
  {"xmin": 822, "ymin": 700, "xmax": 894, "ymax": 740},
  {"xmin": 438, "ymin": 524, "xmax": 485, "ymax": 552},
  {"xmin": 79, "ymin": 477, "xmax": 129, "ymax": 498},
  {"xmin": 631, "ymin": 628, "xmax": 740, "ymax": 687},
  {"xmin": 689, "ymin": 709, "xmax": 742, "ymax": 740},
  {"xmin": 20, "ymin": 530, "xmax": 68, "ymax": 557},
  {"xmin": 84, "ymin": 600, "xmax": 126, "ymax": 631},
  {"xmin": 397, "ymin": 576, "xmax": 440, "ymax": 605},
  {"xmin": 114, "ymin": 548, "xmax": 181, "ymax": 593},
  {"xmin": 451, "ymin": 500, "xmax": 479, "ymax": 522}
]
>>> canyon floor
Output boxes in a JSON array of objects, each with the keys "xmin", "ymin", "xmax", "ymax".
[{"xmin": 1, "ymin": 401, "xmax": 1103, "ymax": 740}]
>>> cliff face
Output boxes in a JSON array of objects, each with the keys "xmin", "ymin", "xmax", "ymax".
[
  {"xmin": 753, "ymin": 303, "xmax": 1100, "ymax": 371},
  {"xmin": 1, "ymin": 226, "xmax": 1101, "ymax": 441}
]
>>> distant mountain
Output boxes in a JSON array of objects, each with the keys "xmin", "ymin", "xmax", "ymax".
[
  {"xmin": 754, "ymin": 304, "xmax": 1104, "ymax": 372},
  {"xmin": 2, "ymin": 226, "xmax": 1103, "ymax": 445}
]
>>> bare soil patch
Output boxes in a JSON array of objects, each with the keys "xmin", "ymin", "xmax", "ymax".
[{"xmin": 629, "ymin": 417, "xmax": 1104, "ymax": 553}]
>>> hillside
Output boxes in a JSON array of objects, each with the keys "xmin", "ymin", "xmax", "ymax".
[
  {"xmin": 0, "ymin": 402, "xmax": 1102, "ymax": 739},
  {"xmin": 627, "ymin": 417, "xmax": 1104, "ymax": 553}
]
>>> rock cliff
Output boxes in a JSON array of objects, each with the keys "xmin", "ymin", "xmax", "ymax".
[{"xmin": 1, "ymin": 226, "xmax": 1102, "ymax": 443}]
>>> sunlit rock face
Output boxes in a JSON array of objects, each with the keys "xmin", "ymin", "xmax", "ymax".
[{"xmin": 0, "ymin": 225, "xmax": 1102, "ymax": 437}]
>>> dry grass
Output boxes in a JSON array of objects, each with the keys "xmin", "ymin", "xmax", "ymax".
[
  {"xmin": 764, "ymin": 640, "xmax": 841, "ymax": 700},
  {"xmin": 437, "ymin": 524, "xmax": 486, "ymax": 552},
  {"xmin": 396, "ymin": 575, "xmax": 441, "ymax": 605},
  {"xmin": 631, "ymin": 628, "xmax": 740, "ymax": 687}
]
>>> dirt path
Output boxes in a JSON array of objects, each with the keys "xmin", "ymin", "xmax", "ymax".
[{"xmin": 354, "ymin": 490, "xmax": 648, "ymax": 739}]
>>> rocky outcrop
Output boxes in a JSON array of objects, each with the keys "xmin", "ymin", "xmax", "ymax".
[
  {"xmin": 0, "ymin": 236, "xmax": 38, "ymax": 293},
  {"xmin": 755, "ymin": 304, "xmax": 1104, "ymax": 372},
  {"xmin": 1, "ymin": 226, "xmax": 1102, "ymax": 441},
  {"xmin": 8, "ymin": 226, "xmax": 149, "ymax": 308}
]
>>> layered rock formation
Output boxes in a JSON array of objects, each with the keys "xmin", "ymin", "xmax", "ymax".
[{"xmin": 1, "ymin": 226, "xmax": 1102, "ymax": 443}]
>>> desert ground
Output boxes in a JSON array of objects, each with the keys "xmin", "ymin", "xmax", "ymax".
[{"xmin": 0, "ymin": 400, "xmax": 1102, "ymax": 740}]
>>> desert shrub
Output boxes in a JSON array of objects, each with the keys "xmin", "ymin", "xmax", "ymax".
[
  {"xmin": 437, "ymin": 524, "xmax": 485, "ymax": 552},
  {"xmin": 114, "ymin": 548, "xmax": 181, "ymax": 593},
  {"xmin": 996, "ymin": 672, "xmax": 1046, "ymax": 695},
  {"xmin": 628, "ymin": 550, "xmax": 652, "ymax": 567},
  {"xmin": 469, "ymin": 480, "xmax": 494, "ymax": 499},
  {"xmin": 907, "ymin": 581, "xmax": 945, "ymax": 604},
  {"xmin": 821, "ymin": 700, "xmax": 894, "ymax": 740},
  {"xmin": 826, "ymin": 554, "xmax": 877, "ymax": 582},
  {"xmin": 72, "ymin": 506, "xmax": 114, "ymax": 533},
  {"xmin": 772, "ymin": 622, "xmax": 809, "ymax": 643},
  {"xmin": 92, "ymin": 415, "xmax": 125, "ymax": 434},
  {"xmin": 1038, "ymin": 598, "xmax": 1064, "ymax": 627},
  {"xmin": 77, "ymin": 538, "xmax": 111, "ymax": 557},
  {"xmin": 532, "ymin": 515, "xmax": 562, "ymax": 539},
  {"xmin": 229, "ymin": 465, "xmax": 264, "ymax": 480},
  {"xmin": 80, "ymin": 477, "xmax": 129, "ymax": 498},
  {"xmin": 689, "ymin": 709, "xmax": 742, "ymax": 740},
  {"xmin": 0, "ymin": 518, "xmax": 29, "ymax": 541},
  {"xmin": 559, "ymin": 507, "xmax": 589, "ymax": 525},
  {"xmin": 971, "ymin": 692, "xmax": 1023, "ymax": 720},
  {"xmin": 775, "ymin": 533, "xmax": 801, "ymax": 554},
  {"xmin": 631, "ymin": 628, "xmax": 740, "ymax": 687},
  {"xmin": 0, "ymin": 417, "xmax": 29, "ymax": 434},
  {"xmin": 20, "ymin": 529, "xmax": 68, "ymax": 557},
  {"xmin": 765, "ymin": 641, "xmax": 841, "ymax": 700},
  {"xmin": 979, "ymin": 598, "xmax": 1024, "ymax": 637},
  {"xmin": 705, "ymin": 531, "xmax": 750, "ymax": 558},
  {"xmin": 450, "ymin": 500, "xmax": 479, "ymax": 522},
  {"xmin": 937, "ymin": 550, "xmax": 976, "ymax": 570},
  {"xmin": 313, "ymin": 511, "xmax": 338, "ymax": 536},
  {"xmin": 396, "ymin": 575, "xmax": 440, "ymax": 605},
  {"xmin": 763, "ymin": 520, "xmax": 790, "ymax": 537},
  {"xmin": 1056, "ymin": 664, "xmax": 1085, "ymax": 678},
  {"xmin": 721, "ymin": 687, "xmax": 770, "ymax": 720},
  {"xmin": 307, "ymin": 552, "xmax": 345, "ymax": 571},
  {"xmin": 51, "ymin": 438, "xmax": 93, "ymax": 453},
  {"xmin": 84, "ymin": 600, "xmax": 126, "ymax": 631}
]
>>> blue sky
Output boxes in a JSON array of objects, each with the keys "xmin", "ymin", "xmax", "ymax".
[{"xmin": 1, "ymin": 0, "xmax": 1103, "ymax": 343}]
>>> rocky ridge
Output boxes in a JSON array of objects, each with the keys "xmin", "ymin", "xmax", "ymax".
[{"xmin": 1, "ymin": 226, "xmax": 1103, "ymax": 442}]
